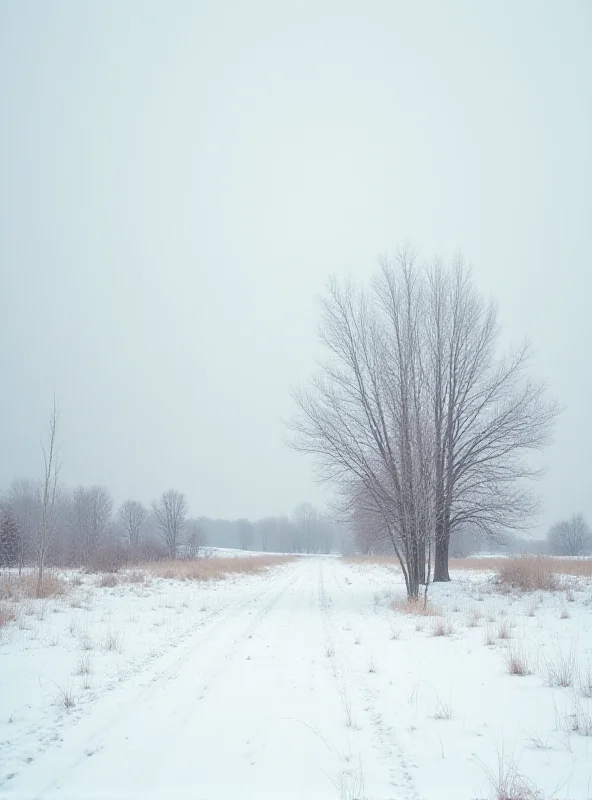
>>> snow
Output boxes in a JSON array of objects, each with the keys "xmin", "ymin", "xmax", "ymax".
[{"xmin": 1, "ymin": 559, "xmax": 592, "ymax": 799}]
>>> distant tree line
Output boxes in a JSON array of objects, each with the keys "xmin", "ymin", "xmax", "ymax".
[
  {"xmin": 0, "ymin": 482, "xmax": 345, "ymax": 573},
  {"xmin": 0, "ymin": 402, "xmax": 344, "ymax": 579}
]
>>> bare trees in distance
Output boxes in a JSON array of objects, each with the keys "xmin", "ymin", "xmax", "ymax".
[
  {"xmin": 548, "ymin": 514, "xmax": 592, "ymax": 557},
  {"xmin": 290, "ymin": 251, "xmax": 559, "ymax": 597},
  {"xmin": 152, "ymin": 490, "xmax": 188, "ymax": 559},
  {"xmin": 119, "ymin": 500, "xmax": 147, "ymax": 551}
]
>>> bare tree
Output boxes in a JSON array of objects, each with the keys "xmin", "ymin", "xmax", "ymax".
[
  {"xmin": 152, "ymin": 490, "xmax": 187, "ymax": 559},
  {"xmin": 548, "ymin": 513, "xmax": 592, "ymax": 557},
  {"xmin": 293, "ymin": 503, "xmax": 320, "ymax": 553},
  {"xmin": 290, "ymin": 252, "xmax": 557, "ymax": 595},
  {"xmin": 36, "ymin": 399, "xmax": 61, "ymax": 594},
  {"xmin": 426, "ymin": 260, "xmax": 559, "ymax": 580},
  {"xmin": 254, "ymin": 517, "xmax": 274, "ymax": 552},
  {"xmin": 184, "ymin": 519, "xmax": 206, "ymax": 558},
  {"xmin": 236, "ymin": 518, "xmax": 254, "ymax": 551},
  {"xmin": 119, "ymin": 500, "xmax": 147, "ymax": 551},
  {"xmin": 69, "ymin": 486, "xmax": 113, "ymax": 565},
  {"xmin": 253, "ymin": 516, "xmax": 298, "ymax": 553}
]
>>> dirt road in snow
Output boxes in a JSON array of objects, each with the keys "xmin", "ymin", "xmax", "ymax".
[{"xmin": 4, "ymin": 559, "xmax": 417, "ymax": 800}]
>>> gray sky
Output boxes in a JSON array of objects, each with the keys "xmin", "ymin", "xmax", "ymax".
[{"xmin": 1, "ymin": 1, "xmax": 590, "ymax": 532}]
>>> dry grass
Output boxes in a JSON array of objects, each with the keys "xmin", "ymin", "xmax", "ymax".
[
  {"xmin": 467, "ymin": 607, "xmax": 483, "ymax": 627},
  {"xmin": 496, "ymin": 558, "xmax": 558, "ymax": 592},
  {"xmin": 0, "ymin": 571, "xmax": 68, "ymax": 601},
  {"xmin": 498, "ymin": 620, "xmax": 512, "ymax": 640},
  {"xmin": 0, "ymin": 602, "xmax": 17, "ymax": 629},
  {"xmin": 482, "ymin": 752, "xmax": 541, "ymax": 800},
  {"xmin": 391, "ymin": 597, "xmax": 440, "ymax": 616},
  {"xmin": 484, "ymin": 625, "xmax": 496, "ymax": 646},
  {"xmin": 431, "ymin": 617, "xmax": 453, "ymax": 637},
  {"xmin": 579, "ymin": 664, "xmax": 592, "ymax": 698},
  {"xmin": 564, "ymin": 696, "xmax": 592, "ymax": 737},
  {"xmin": 503, "ymin": 644, "xmax": 532, "ymax": 676},
  {"xmin": 99, "ymin": 574, "xmax": 119, "ymax": 588},
  {"xmin": 103, "ymin": 627, "xmax": 123, "ymax": 652},
  {"xmin": 543, "ymin": 648, "xmax": 577, "ymax": 688},
  {"xmin": 452, "ymin": 555, "xmax": 592, "ymax": 580},
  {"xmin": 75, "ymin": 652, "xmax": 92, "ymax": 676},
  {"xmin": 123, "ymin": 571, "xmax": 146, "ymax": 584},
  {"xmin": 143, "ymin": 556, "xmax": 294, "ymax": 582}
]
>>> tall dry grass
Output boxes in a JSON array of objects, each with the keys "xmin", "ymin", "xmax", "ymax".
[
  {"xmin": 346, "ymin": 554, "xmax": 592, "ymax": 581},
  {"xmin": 0, "ymin": 571, "xmax": 68, "ymax": 601},
  {"xmin": 141, "ymin": 555, "xmax": 294, "ymax": 582},
  {"xmin": 450, "ymin": 556, "xmax": 592, "ymax": 579}
]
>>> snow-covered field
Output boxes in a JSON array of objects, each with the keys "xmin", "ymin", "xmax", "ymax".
[{"xmin": 1, "ymin": 558, "xmax": 591, "ymax": 799}]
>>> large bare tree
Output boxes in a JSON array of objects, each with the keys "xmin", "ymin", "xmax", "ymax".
[
  {"xmin": 152, "ymin": 490, "xmax": 187, "ymax": 559},
  {"xmin": 290, "ymin": 252, "xmax": 557, "ymax": 594},
  {"xmin": 118, "ymin": 500, "xmax": 147, "ymax": 551},
  {"xmin": 548, "ymin": 513, "xmax": 591, "ymax": 557}
]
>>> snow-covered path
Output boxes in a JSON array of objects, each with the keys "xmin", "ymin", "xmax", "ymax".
[{"xmin": 3, "ymin": 559, "xmax": 417, "ymax": 800}]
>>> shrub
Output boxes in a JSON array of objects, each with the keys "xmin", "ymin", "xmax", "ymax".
[
  {"xmin": 391, "ymin": 597, "xmax": 440, "ymax": 616},
  {"xmin": 0, "ymin": 602, "xmax": 16, "ymax": 629},
  {"xmin": 99, "ymin": 574, "xmax": 119, "ymax": 588},
  {"xmin": 89, "ymin": 544, "xmax": 128, "ymax": 574},
  {"xmin": 0, "ymin": 571, "xmax": 67, "ymax": 600}
]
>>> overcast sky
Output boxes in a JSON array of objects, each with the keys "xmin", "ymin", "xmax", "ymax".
[{"xmin": 1, "ymin": 1, "xmax": 590, "ymax": 532}]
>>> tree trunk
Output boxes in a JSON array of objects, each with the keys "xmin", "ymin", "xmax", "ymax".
[
  {"xmin": 433, "ymin": 532, "xmax": 450, "ymax": 582},
  {"xmin": 36, "ymin": 556, "xmax": 44, "ymax": 597}
]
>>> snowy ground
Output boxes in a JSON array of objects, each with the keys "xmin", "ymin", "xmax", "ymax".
[{"xmin": 1, "ymin": 558, "xmax": 591, "ymax": 799}]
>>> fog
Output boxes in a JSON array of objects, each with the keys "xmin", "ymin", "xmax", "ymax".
[{"xmin": 1, "ymin": 1, "xmax": 590, "ymax": 533}]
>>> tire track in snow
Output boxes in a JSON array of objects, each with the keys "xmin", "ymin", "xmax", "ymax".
[{"xmin": 321, "ymin": 560, "xmax": 420, "ymax": 800}]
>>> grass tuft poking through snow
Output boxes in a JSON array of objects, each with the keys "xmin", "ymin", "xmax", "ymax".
[
  {"xmin": 543, "ymin": 647, "xmax": 577, "ymax": 688},
  {"xmin": 431, "ymin": 617, "xmax": 453, "ymax": 637},
  {"xmin": 497, "ymin": 620, "xmax": 512, "ymax": 640},
  {"xmin": 481, "ymin": 752, "xmax": 542, "ymax": 800},
  {"xmin": 75, "ymin": 652, "xmax": 92, "ymax": 676},
  {"xmin": 389, "ymin": 624, "xmax": 402, "ymax": 640},
  {"xmin": 103, "ymin": 628, "xmax": 123, "ymax": 653},
  {"xmin": 580, "ymin": 664, "xmax": 592, "ymax": 698},
  {"xmin": 503, "ymin": 644, "xmax": 532, "ymax": 676}
]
